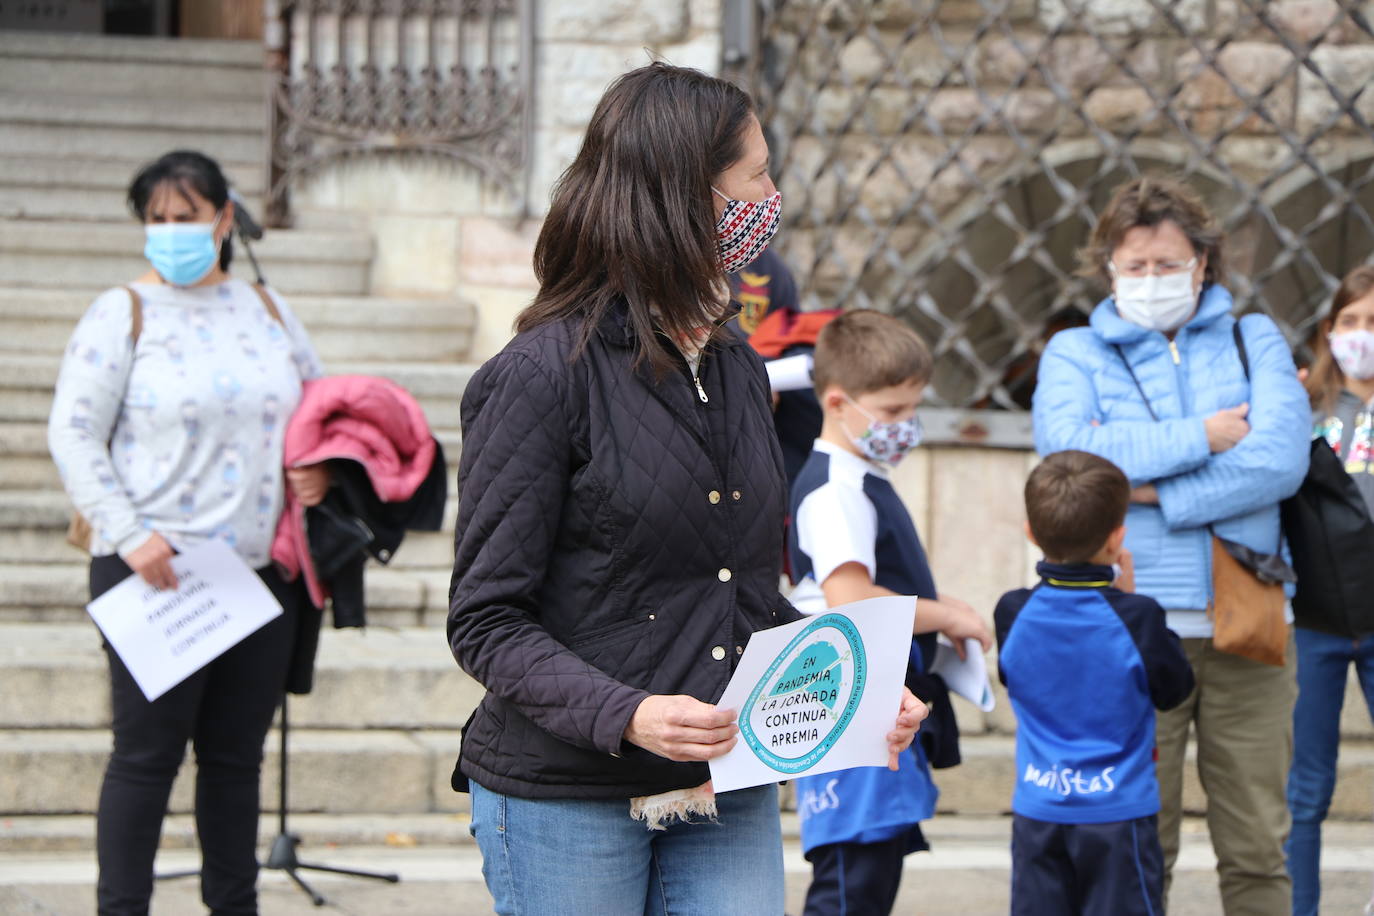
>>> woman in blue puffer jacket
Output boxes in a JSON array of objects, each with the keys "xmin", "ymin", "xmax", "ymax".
[{"xmin": 1032, "ymin": 176, "xmax": 1310, "ymax": 914}]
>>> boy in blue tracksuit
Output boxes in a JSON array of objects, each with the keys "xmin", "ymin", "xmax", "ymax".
[
  {"xmin": 995, "ymin": 449, "xmax": 1194, "ymax": 916},
  {"xmin": 788, "ymin": 310, "xmax": 991, "ymax": 916}
]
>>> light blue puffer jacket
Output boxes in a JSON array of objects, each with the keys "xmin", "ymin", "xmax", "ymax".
[{"xmin": 1032, "ymin": 284, "xmax": 1310, "ymax": 615}]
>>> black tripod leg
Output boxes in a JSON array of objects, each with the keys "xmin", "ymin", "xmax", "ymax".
[
  {"xmin": 282, "ymin": 867, "xmax": 327, "ymax": 906},
  {"xmin": 294, "ymin": 860, "xmax": 400, "ymax": 882},
  {"xmin": 266, "ymin": 693, "xmax": 403, "ymax": 905}
]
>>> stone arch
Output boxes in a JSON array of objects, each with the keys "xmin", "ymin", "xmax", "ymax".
[
  {"xmin": 1236, "ymin": 146, "xmax": 1374, "ymax": 353},
  {"xmin": 891, "ymin": 140, "xmax": 1235, "ymax": 409}
]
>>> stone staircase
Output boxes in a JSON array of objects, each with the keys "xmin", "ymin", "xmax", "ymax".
[
  {"xmin": 0, "ymin": 31, "xmax": 488, "ymax": 847},
  {"xmin": 2, "ymin": 31, "xmax": 1372, "ymax": 862}
]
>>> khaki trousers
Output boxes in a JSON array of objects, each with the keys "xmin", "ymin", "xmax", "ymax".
[{"xmin": 1156, "ymin": 633, "xmax": 1297, "ymax": 915}]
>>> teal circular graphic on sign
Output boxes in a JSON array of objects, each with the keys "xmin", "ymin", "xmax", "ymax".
[{"xmin": 738, "ymin": 613, "xmax": 867, "ymax": 774}]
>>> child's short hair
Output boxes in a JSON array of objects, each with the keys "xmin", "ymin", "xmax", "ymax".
[
  {"xmin": 1025, "ymin": 450, "xmax": 1130, "ymax": 564},
  {"xmin": 813, "ymin": 309, "xmax": 933, "ymax": 396}
]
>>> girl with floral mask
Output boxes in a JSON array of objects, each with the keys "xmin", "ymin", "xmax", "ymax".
[{"xmin": 1288, "ymin": 264, "xmax": 1374, "ymax": 916}]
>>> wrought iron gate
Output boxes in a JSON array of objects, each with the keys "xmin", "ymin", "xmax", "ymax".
[
  {"xmin": 734, "ymin": 0, "xmax": 1374, "ymax": 427},
  {"xmin": 264, "ymin": 0, "xmax": 533, "ymax": 225}
]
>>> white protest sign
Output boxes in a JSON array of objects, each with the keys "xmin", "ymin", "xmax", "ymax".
[
  {"xmin": 931, "ymin": 636, "xmax": 997, "ymax": 712},
  {"xmin": 87, "ymin": 539, "xmax": 283, "ymax": 701},
  {"xmin": 709, "ymin": 596, "xmax": 916, "ymax": 794}
]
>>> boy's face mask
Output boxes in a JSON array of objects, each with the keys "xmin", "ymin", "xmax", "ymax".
[{"xmin": 842, "ymin": 394, "xmax": 923, "ymax": 466}]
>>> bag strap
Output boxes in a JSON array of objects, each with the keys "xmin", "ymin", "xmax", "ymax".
[
  {"xmin": 123, "ymin": 285, "xmax": 142, "ymax": 345},
  {"xmin": 1112, "ymin": 345, "xmax": 1160, "ymax": 422},
  {"xmin": 250, "ymin": 282, "xmax": 284, "ymax": 326},
  {"xmin": 1233, "ymin": 318, "xmax": 1250, "ymax": 382}
]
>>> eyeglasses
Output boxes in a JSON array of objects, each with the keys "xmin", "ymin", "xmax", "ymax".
[{"xmin": 1107, "ymin": 256, "xmax": 1198, "ymax": 279}]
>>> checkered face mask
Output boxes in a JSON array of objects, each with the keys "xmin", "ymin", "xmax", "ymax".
[{"xmin": 712, "ymin": 187, "xmax": 782, "ymax": 275}]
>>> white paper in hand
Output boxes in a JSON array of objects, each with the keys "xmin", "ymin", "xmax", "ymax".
[
  {"xmin": 764, "ymin": 353, "xmax": 814, "ymax": 393},
  {"xmin": 931, "ymin": 636, "xmax": 996, "ymax": 712},
  {"xmin": 86, "ymin": 539, "xmax": 283, "ymax": 701},
  {"xmin": 709, "ymin": 596, "xmax": 916, "ymax": 794}
]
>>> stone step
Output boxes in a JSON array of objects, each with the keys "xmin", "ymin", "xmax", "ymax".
[
  {"xmin": 0, "ymin": 727, "xmax": 463, "ymax": 816},
  {"xmin": 0, "ymin": 624, "xmax": 478, "ymax": 732},
  {"xmin": 0, "ymin": 505, "xmax": 456, "ymax": 571},
  {"xmin": 0, "ymin": 811, "xmax": 479, "ymax": 855},
  {"xmin": 0, "ymin": 154, "xmax": 267, "ymax": 198},
  {"xmin": 0, "ymin": 354, "xmax": 472, "ymax": 431},
  {"xmin": 0, "ymin": 222, "xmax": 371, "ymax": 296},
  {"xmin": 0, "ymin": 36, "xmax": 267, "ymax": 101},
  {"xmin": 0, "ymin": 92, "xmax": 269, "ymax": 135},
  {"xmin": 0, "ymin": 184, "xmax": 268, "ymax": 225},
  {"xmin": 0, "ymin": 288, "xmax": 477, "ymax": 360},
  {"xmin": 931, "ymin": 732, "xmax": 1374, "ymax": 821},
  {"xmin": 0, "ymin": 420, "xmax": 462, "ymax": 502},
  {"xmin": 0, "ymin": 32, "xmax": 265, "ymax": 68},
  {"xmin": 0, "ymin": 549, "xmax": 455, "ymax": 627},
  {"xmin": 3, "ymin": 725, "xmax": 1372, "ymax": 821},
  {"xmin": 0, "ymin": 120, "xmax": 266, "ymax": 168}
]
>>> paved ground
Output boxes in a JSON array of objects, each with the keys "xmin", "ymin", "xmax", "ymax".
[{"xmin": 1, "ymin": 815, "xmax": 1370, "ymax": 914}]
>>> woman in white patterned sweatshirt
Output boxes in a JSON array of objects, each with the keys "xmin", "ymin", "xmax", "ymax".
[{"xmin": 48, "ymin": 150, "xmax": 328, "ymax": 916}]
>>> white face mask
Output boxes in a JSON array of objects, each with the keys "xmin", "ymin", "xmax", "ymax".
[
  {"xmin": 1112, "ymin": 262, "xmax": 1199, "ymax": 332},
  {"xmin": 1329, "ymin": 329, "xmax": 1374, "ymax": 381}
]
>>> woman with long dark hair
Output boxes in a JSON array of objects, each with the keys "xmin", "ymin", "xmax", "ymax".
[
  {"xmin": 447, "ymin": 63, "xmax": 926, "ymax": 914},
  {"xmin": 48, "ymin": 150, "xmax": 328, "ymax": 915},
  {"xmin": 1286, "ymin": 265, "xmax": 1374, "ymax": 916}
]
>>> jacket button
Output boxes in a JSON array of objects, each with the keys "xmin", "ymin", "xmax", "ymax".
[
  {"xmin": 711, "ymin": 646, "xmax": 726, "ymax": 661},
  {"xmin": 736, "ymin": 645, "xmax": 743, "ymax": 655},
  {"xmin": 708, "ymin": 490, "xmax": 721, "ymax": 505},
  {"xmin": 731, "ymin": 490, "xmax": 742, "ymax": 501},
  {"xmin": 718, "ymin": 568, "xmax": 732, "ymax": 582}
]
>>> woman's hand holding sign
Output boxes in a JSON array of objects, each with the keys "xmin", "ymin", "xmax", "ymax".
[
  {"xmin": 626, "ymin": 694, "xmax": 740, "ymax": 761},
  {"xmin": 886, "ymin": 686, "xmax": 929, "ymax": 771}
]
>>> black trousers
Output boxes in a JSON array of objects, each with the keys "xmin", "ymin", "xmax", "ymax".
[
  {"xmin": 802, "ymin": 835, "xmax": 908, "ymax": 916},
  {"xmin": 1011, "ymin": 813, "xmax": 1164, "ymax": 916},
  {"xmin": 91, "ymin": 554, "xmax": 299, "ymax": 916}
]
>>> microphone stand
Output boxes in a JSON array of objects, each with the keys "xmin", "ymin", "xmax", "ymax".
[
  {"xmin": 154, "ymin": 694, "xmax": 402, "ymax": 904},
  {"xmin": 263, "ymin": 692, "xmax": 400, "ymax": 905}
]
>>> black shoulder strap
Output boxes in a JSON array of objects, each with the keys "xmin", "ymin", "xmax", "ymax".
[
  {"xmin": 1233, "ymin": 318, "xmax": 1250, "ymax": 382},
  {"xmin": 1112, "ymin": 345, "xmax": 1159, "ymax": 422}
]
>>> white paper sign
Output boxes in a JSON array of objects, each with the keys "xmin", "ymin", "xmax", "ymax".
[
  {"xmin": 86, "ymin": 540, "xmax": 283, "ymax": 701},
  {"xmin": 931, "ymin": 636, "xmax": 997, "ymax": 712},
  {"xmin": 764, "ymin": 353, "xmax": 815, "ymax": 393},
  {"xmin": 709, "ymin": 596, "xmax": 916, "ymax": 794}
]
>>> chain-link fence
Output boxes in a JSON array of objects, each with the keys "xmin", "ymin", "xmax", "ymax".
[{"xmin": 738, "ymin": 0, "xmax": 1374, "ymax": 420}]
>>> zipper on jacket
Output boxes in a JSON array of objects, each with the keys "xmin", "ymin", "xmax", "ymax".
[
  {"xmin": 1168, "ymin": 340, "xmax": 1181, "ymax": 365},
  {"xmin": 691, "ymin": 366, "xmax": 708, "ymax": 403}
]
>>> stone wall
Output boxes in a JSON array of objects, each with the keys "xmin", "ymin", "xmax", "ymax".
[
  {"xmin": 291, "ymin": 0, "xmax": 723, "ymax": 360},
  {"xmin": 761, "ymin": 0, "xmax": 1374, "ymax": 407}
]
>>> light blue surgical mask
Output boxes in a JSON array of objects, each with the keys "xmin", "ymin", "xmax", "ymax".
[{"xmin": 144, "ymin": 213, "xmax": 224, "ymax": 286}]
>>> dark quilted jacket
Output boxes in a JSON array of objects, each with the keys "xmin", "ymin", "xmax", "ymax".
[{"xmin": 448, "ymin": 304, "xmax": 801, "ymax": 799}]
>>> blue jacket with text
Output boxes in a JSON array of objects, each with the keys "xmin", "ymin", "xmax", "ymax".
[{"xmin": 994, "ymin": 561, "xmax": 1194, "ymax": 824}]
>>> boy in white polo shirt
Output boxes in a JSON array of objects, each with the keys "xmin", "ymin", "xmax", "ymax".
[{"xmin": 788, "ymin": 309, "xmax": 991, "ymax": 915}]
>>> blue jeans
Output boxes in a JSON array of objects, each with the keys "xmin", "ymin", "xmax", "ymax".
[
  {"xmin": 469, "ymin": 781, "xmax": 785, "ymax": 916},
  {"xmin": 1286, "ymin": 627, "xmax": 1374, "ymax": 916}
]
